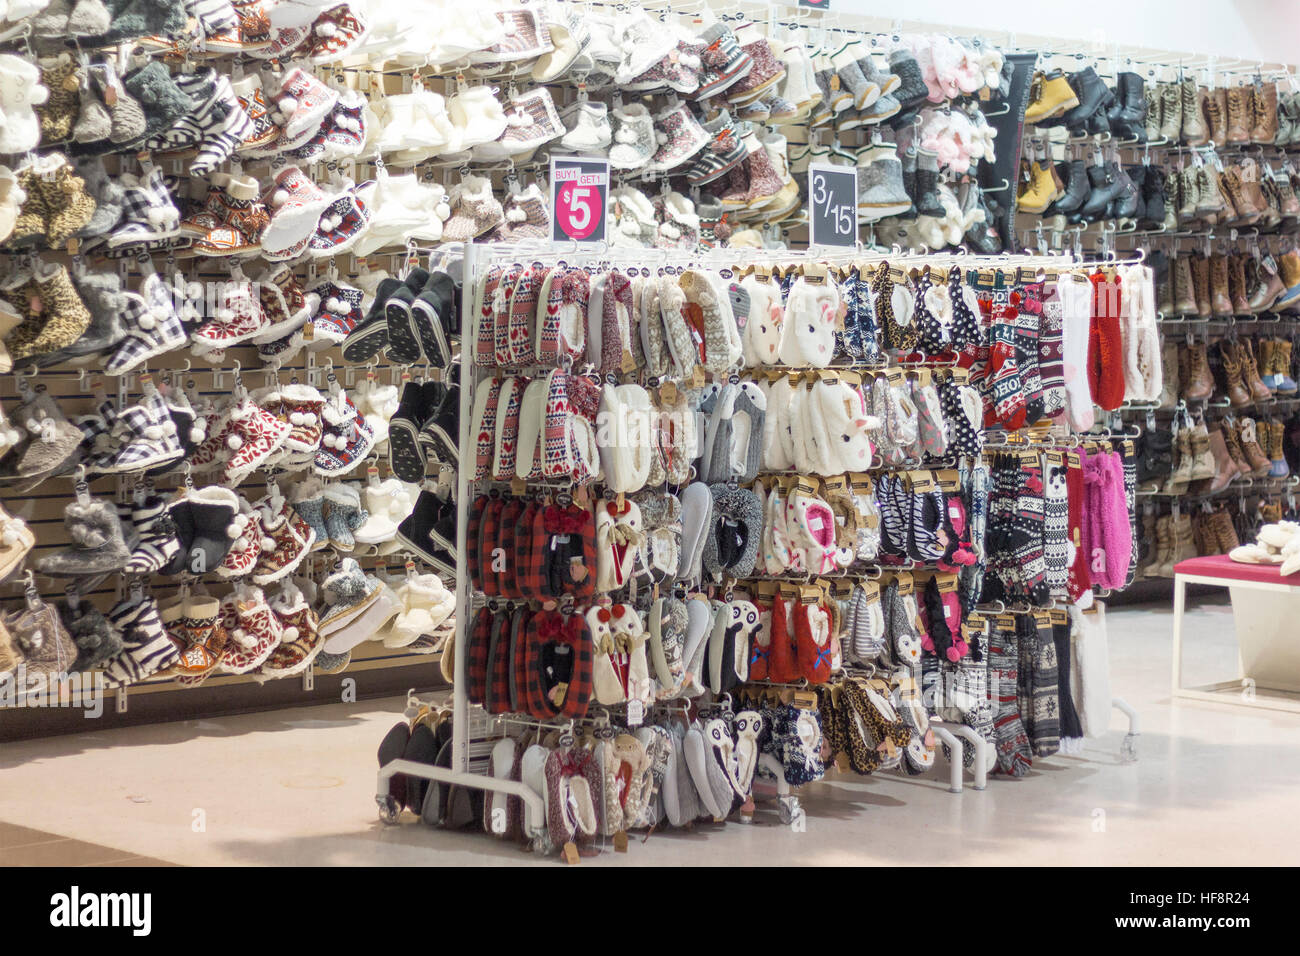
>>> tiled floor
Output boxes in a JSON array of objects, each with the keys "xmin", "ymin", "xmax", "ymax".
[{"xmin": 3, "ymin": 595, "xmax": 1298, "ymax": 867}]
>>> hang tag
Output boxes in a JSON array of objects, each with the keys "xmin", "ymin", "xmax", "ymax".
[
  {"xmin": 626, "ymin": 699, "xmax": 644, "ymax": 726},
  {"xmin": 613, "ymin": 830, "xmax": 629, "ymax": 853},
  {"xmin": 562, "ymin": 841, "xmax": 581, "ymax": 864},
  {"xmin": 660, "ymin": 381, "xmax": 679, "ymax": 405}
]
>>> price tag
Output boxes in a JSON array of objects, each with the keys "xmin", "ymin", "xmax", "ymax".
[
  {"xmin": 550, "ymin": 155, "xmax": 610, "ymax": 244},
  {"xmin": 808, "ymin": 163, "xmax": 858, "ymax": 249},
  {"xmin": 626, "ymin": 699, "xmax": 644, "ymax": 726}
]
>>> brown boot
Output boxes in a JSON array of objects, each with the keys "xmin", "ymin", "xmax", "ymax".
[
  {"xmin": 1238, "ymin": 158, "xmax": 1270, "ymax": 221},
  {"xmin": 1164, "ymin": 427, "xmax": 1194, "ymax": 491},
  {"xmin": 1135, "ymin": 510, "xmax": 1158, "ymax": 577},
  {"xmin": 1277, "ymin": 339, "xmax": 1296, "ymax": 395},
  {"xmin": 1188, "ymin": 422, "xmax": 1216, "ymax": 480},
  {"xmin": 1173, "ymin": 254, "xmax": 1198, "ymax": 314},
  {"xmin": 1182, "ymin": 78, "xmax": 1208, "ymax": 145},
  {"xmin": 1237, "ymin": 417, "xmax": 1272, "ymax": 476},
  {"xmin": 1159, "ymin": 340, "xmax": 1180, "ymax": 409},
  {"xmin": 1210, "ymin": 510, "xmax": 1240, "ymax": 553},
  {"xmin": 1220, "ymin": 341, "xmax": 1252, "ymax": 407},
  {"xmin": 1220, "ymin": 417, "xmax": 1252, "ymax": 475},
  {"xmin": 1146, "ymin": 515, "xmax": 1172, "ymax": 578},
  {"xmin": 1209, "ymin": 253, "xmax": 1232, "ymax": 315},
  {"xmin": 1184, "ymin": 342, "xmax": 1216, "ymax": 401},
  {"xmin": 1205, "ymin": 87, "xmax": 1229, "ymax": 144},
  {"xmin": 1207, "ymin": 425, "xmax": 1236, "ymax": 492},
  {"xmin": 1275, "ymin": 250, "xmax": 1300, "ymax": 313},
  {"xmin": 1270, "ymin": 421, "xmax": 1290, "ymax": 477},
  {"xmin": 1240, "ymin": 338, "xmax": 1273, "ymax": 402},
  {"xmin": 1251, "ymin": 80, "xmax": 1279, "ymax": 144},
  {"xmin": 1228, "ymin": 253, "xmax": 1250, "ymax": 314},
  {"xmin": 1247, "ymin": 256, "xmax": 1285, "ymax": 312},
  {"xmin": 1190, "ymin": 514, "xmax": 1211, "ymax": 555},
  {"xmin": 1226, "ymin": 85, "xmax": 1253, "ymax": 143},
  {"xmin": 1260, "ymin": 498, "xmax": 1284, "ymax": 524},
  {"xmin": 1258, "ymin": 338, "xmax": 1276, "ymax": 388},
  {"xmin": 1275, "ymin": 174, "xmax": 1300, "ymax": 217},
  {"xmin": 1189, "ymin": 253, "xmax": 1212, "ymax": 316},
  {"xmin": 1160, "ymin": 513, "xmax": 1196, "ymax": 576}
]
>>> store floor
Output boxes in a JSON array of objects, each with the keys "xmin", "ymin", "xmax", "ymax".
[{"xmin": 3, "ymin": 596, "xmax": 1298, "ymax": 867}]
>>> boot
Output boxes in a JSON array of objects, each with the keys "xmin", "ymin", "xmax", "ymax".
[
  {"xmin": 1144, "ymin": 83, "xmax": 1162, "ymax": 142},
  {"xmin": 1134, "ymin": 510, "xmax": 1158, "ymax": 576},
  {"xmin": 1251, "ymin": 80, "xmax": 1279, "ymax": 144},
  {"xmin": 1187, "ymin": 422, "xmax": 1216, "ymax": 480},
  {"xmin": 1209, "ymin": 253, "xmax": 1232, "ymax": 316},
  {"xmin": 1164, "ymin": 427, "xmax": 1195, "ymax": 492},
  {"xmin": 1237, "ymin": 417, "xmax": 1272, "ymax": 477},
  {"xmin": 1158, "ymin": 81, "xmax": 1183, "ymax": 141},
  {"xmin": 1205, "ymin": 86, "xmax": 1228, "ymax": 145},
  {"xmin": 1189, "ymin": 253, "xmax": 1212, "ymax": 317},
  {"xmin": 1051, "ymin": 159, "xmax": 1090, "ymax": 216},
  {"xmin": 1016, "ymin": 158, "xmax": 1057, "ymax": 215},
  {"xmin": 1229, "ymin": 253, "xmax": 1250, "ymax": 314},
  {"xmin": 1247, "ymin": 254, "xmax": 1285, "ymax": 313},
  {"xmin": 913, "ymin": 148, "xmax": 945, "ymax": 218},
  {"xmin": 1268, "ymin": 420, "xmax": 1291, "ymax": 477},
  {"xmin": 1239, "ymin": 338, "xmax": 1273, "ymax": 402},
  {"xmin": 1159, "ymin": 514, "xmax": 1196, "ymax": 576},
  {"xmin": 1191, "ymin": 514, "xmax": 1213, "ymax": 556},
  {"xmin": 1181, "ymin": 78, "xmax": 1207, "ymax": 145},
  {"xmin": 1209, "ymin": 510, "xmax": 1240, "ymax": 554},
  {"xmin": 1275, "ymin": 339, "xmax": 1297, "ymax": 394},
  {"xmin": 1024, "ymin": 70, "xmax": 1080, "ymax": 124},
  {"xmin": 1158, "ymin": 339, "xmax": 1180, "ymax": 408},
  {"xmin": 1062, "ymin": 67, "xmax": 1110, "ymax": 134},
  {"xmin": 1220, "ymin": 341, "xmax": 1252, "ymax": 407},
  {"xmin": 1146, "ymin": 515, "xmax": 1172, "ymax": 578},
  {"xmin": 1238, "ymin": 159, "xmax": 1270, "ymax": 223},
  {"xmin": 1272, "ymin": 249, "xmax": 1300, "ymax": 312},
  {"xmin": 1163, "ymin": 169, "xmax": 1183, "ymax": 231},
  {"xmin": 1184, "ymin": 342, "xmax": 1216, "ymax": 401},
  {"xmin": 1140, "ymin": 165, "xmax": 1166, "ymax": 228},
  {"xmin": 1078, "ymin": 160, "xmax": 1125, "ymax": 222},
  {"xmin": 1177, "ymin": 167, "xmax": 1201, "ymax": 222},
  {"xmin": 1107, "ymin": 71, "xmax": 1147, "ymax": 141},
  {"xmin": 1137, "ymin": 428, "xmax": 1174, "ymax": 488},
  {"xmin": 1258, "ymin": 338, "xmax": 1279, "ymax": 390},
  {"xmin": 1152, "ymin": 249, "xmax": 1174, "ymax": 316},
  {"xmin": 1207, "ymin": 426, "xmax": 1237, "ymax": 492},
  {"xmin": 1197, "ymin": 166, "xmax": 1226, "ymax": 221},
  {"xmin": 1219, "ymin": 420, "xmax": 1252, "ymax": 478},
  {"xmin": 1106, "ymin": 164, "xmax": 1141, "ymax": 221},
  {"xmin": 1226, "ymin": 86, "xmax": 1252, "ymax": 143}
]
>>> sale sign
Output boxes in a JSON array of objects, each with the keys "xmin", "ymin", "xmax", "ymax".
[
  {"xmin": 808, "ymin": 162, "xmax": 858, "ymax": 248},
  {"xmin": 550, "ymin": 156, "xmax": 610, "ymax": 244}
]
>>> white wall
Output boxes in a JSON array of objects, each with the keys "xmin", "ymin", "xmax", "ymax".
[{"xmin": 825, "ymin": 0, "xmax": 1300, "ymax": 67}]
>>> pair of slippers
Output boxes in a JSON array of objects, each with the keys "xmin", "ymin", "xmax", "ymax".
[{"xmin": 377, "ymin": 717, "xmax": 482, "ymax": 828}]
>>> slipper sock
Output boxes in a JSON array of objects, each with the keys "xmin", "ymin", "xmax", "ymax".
[
  {"xmin": 1042, "ymin": 458, "xmax": 1070, "ymax": 597},
  {"xmin": 985, "ymin": 302, "xmax": 1025, "ymax": 429},
  {"xmin": 988, "ymin": 623, "xmax": 1032, "ymax": 777},
  {"xmin": 1039, "ymin": 289, "xmax": 1066, "ymax": 418},
  {"xmin": 949, "ymin": 269, "xmax": 982, "ymax": 352},
  {"xmin": 1052, "ymin": 617, "xmax": 1084, "ymax": 742},
  {"xmin": 465, "ymin": 607, "xmax": 493, "ymax": 706},
  {"xmin": 1119, "ymin": 443, "xmax": 1138, "ymax": 587},
  {"xmin": 1087, "ymin": 271, "xmax": 1125, "ymax": 411},
  {"xmin": 1023, "ymin": 613, "xmax": 1060, "ymax": 757},
  {"xmin": 768, "ymin": 595, "xmax": 799, "ymax": 683},
  {"xmin": 1013, "ymin": 287, "xmax": 1044, "ymax": 423},
  {"xmin": 1065, "ymin": 456, "xmax": 1092, "ymax": 603},
  {"xmin": 1057, "ymin": 275, "xmax": 1095, "ymax": 431},
  {"xmin": 467, "ymin": 495, "xmax": 488, "ymax": 593}
]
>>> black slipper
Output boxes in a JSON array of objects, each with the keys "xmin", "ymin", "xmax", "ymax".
[
  {"xmin": 377, "ymin": 721, "xmax": 411, "ymax": 809},
  {"xmin": 401, "ymin": 722, "xmax": 440, "ymax": 813}
]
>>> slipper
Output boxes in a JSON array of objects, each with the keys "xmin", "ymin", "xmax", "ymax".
[
  {"xmin": 678, "ymin": 481, "xmax": 714, "ymax": 582},
  {"xmin": 483, "ymin": 737, "xmax": 517, "ymax": 837},
  {"xmin": 377, "ymin": 721, "xmax": 410, "ymax": 810},
  {"xmin": 647, "ymin": 596, "xmax": 687, "ymax": 692},
  {"xmin": 401, "ymin": 721, "xmax": 441, "ymax": 812},
  {"xmin": 0, "ymin": 504, "xmax": 35, "ymax": 582},
  {"xmin": 683, "ymin": 722, "xmax": 731, "ymax": 820}
]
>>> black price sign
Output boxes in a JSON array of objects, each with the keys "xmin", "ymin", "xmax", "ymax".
[
  {"xmin": 808, "ymin": 163, "xmax": 858, "ymax": 248},
  {"xmin": 550, "ymin": 155, "xmax": 609, "ymax": 244}
]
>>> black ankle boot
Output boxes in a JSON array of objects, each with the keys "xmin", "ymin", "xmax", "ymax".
[
  {"xmin": 1107, "ymin": 164, "xmax": 1141, "ymax": 220},
  {"xmin": 1077, "ymin": 161, "xmax": 1125, "ymax": 222},
  {"xmin": 1107, "ymin": 71, "xmax": 1148, "ymax": 141},
  {"xmin": 1140, "ymin": 166, "xmax": 1167, "ymax": 228},
  {"xmin": 387, "ymin": 381, "xmax": 436, "ymax": 482},
  {"xmin": 1126, "ymin": 164, "xmax": 1148, "ymax": 220},
  {"xmin": 396, "ymin": 490, "xmax": 454, "ymax": 574},
  {"xmin": 1063, "ymin": 67, "xmax": 1111, "ymax": 133},
  {"xmin": 1051, "ymin": 160, "xmax": 1090, "ymax": 215}
]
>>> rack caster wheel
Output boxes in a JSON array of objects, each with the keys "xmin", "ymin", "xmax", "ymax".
[
  {"xmin": 376, "ymin": 794, "xmax": 401, "ymax": 825},
  {"xmin": 1121, "ymin": 732, "xmax": 1139, "ymax": 763}
]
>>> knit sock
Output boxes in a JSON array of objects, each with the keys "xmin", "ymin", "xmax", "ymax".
[
  {"xmin": 985, "ymin": 304, "xmax": 1026, "ymax": 429},
  {"xmin": 989, "ymin": 624, "xmax": 1032, "ymax": 777},
  {"xmin": 1120, "ymin": 442, "xmax": 1138, "ymax": 587},
  {"xmin": 1027, "ymin": 614, "xmax": 1060, "ymax": 757},
  {"xmin": 1010, "ymin": 460, "xmax": 1050, "ymax": 605},
  {"xmin": 1042, "ymin": 457, "xmax": 1070, "ymax": 598},
  {"xmin": 1014, "ymin": 286, "xmax": 1044, "ymax": 424},
  {"xmin": 1057, "ymin": 275, "xmax": 1095, "ymax": 431},
  {"xmin": 1039, "ymin": 293, "xmax": 1066, "ymax": 418},
  {"xmin": 1065, "ymin": 454, "xmax": 1092, "ymax": 602},
  {"xmin": 1052, "ymin": 616, "xmax": 1084, "ymax": 749},
  {"xmin": 1088, "ymin": 271, "xmax": 1125, "ymax": 411}
]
